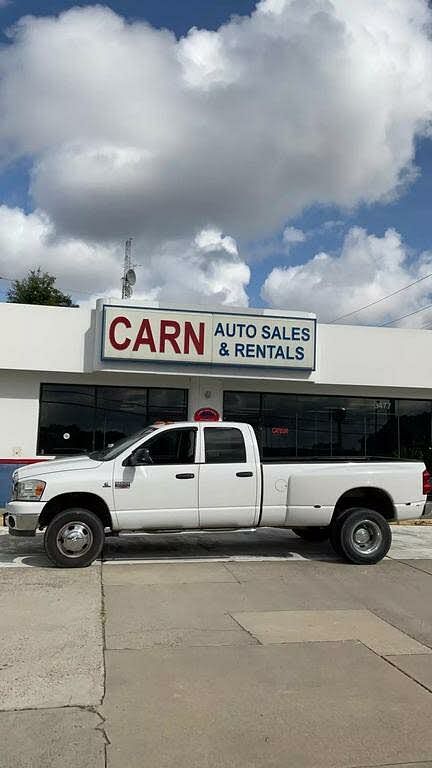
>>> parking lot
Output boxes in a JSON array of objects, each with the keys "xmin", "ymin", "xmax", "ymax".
[{"xmin": 2, "ymin": 525, "xmax": 432, "ymax": 768}]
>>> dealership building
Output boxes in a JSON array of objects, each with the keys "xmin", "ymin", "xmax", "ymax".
[{"xmin": 1, "ymin": 297, "xmax": 432, "ymax": 506}]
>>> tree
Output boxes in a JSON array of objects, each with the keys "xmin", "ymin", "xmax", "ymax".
[{"xmin": 7, "ymin": 268, "xmax": 77, "ymax": 307}]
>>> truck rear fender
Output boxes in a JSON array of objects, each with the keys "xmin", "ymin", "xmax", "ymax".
[{"xmin": 332, "ymin": 487, "xmax": 395, "ymax": 523}]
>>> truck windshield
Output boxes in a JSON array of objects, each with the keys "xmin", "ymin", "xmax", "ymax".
[{"xmin": 89, "ymin": 426, "xmax": 157, "ymax": 462}]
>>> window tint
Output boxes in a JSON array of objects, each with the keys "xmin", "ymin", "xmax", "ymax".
[
  {"xmin": 145, "ymin": 429, "xmax": 196, "ymax": 465},
  {"xmin": 399, "ymin": 400, "xmax": 432, "ymax": 460},
  {"xmin": 38, "ymin": 384, "xmax": 188, "ymax": 455},
  {"xmin": 224, "ymin": 391, "xmax": 430, "ymax": 461},
  {"xmin": 148, "ymin": 388, "xmax": 188, "ymax": 424},
  {"xmin": 37, "ymin": 401, "xmax": 95, "ymax": 456},
  {"xmin": 204, "ymin": 428, "xmax": 246, "ymax": 463},
  {"xmin": 95, "ymin": 387, "xmax": 148, "ymax": 450}
]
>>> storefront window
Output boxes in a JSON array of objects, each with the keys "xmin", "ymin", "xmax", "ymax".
[
  {"xmin": 399, "ymin": 400, "xmax": 432, "ymax": 460},
  {"xmin": 38, "ymin": 384, "xmax": 188, "ymax": 455},
  {"xmin": 261, "ymin": 393, "xmax": 297, "ymax": 460},
  {"xmin": 37, "ymin": 386, "xmax": 96, "ymax": 456},
  {"xmin": 224, "ymin": 391, "xmax": 429, "ymax": 461},
  {"xmin": 95, "ymin": 387, "xmax": 148, "ymax": 450}
]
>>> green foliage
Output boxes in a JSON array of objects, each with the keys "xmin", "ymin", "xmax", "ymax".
[{"xmin": 7, "ymin": 268, "xmax": 77, "ymax": 307}]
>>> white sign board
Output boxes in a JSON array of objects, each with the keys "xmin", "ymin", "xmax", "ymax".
[{"xmin": 101, "ymin": 305, "xmax": 316, "ymax": 370}]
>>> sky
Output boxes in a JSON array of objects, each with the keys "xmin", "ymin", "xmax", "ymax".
[{"xmin": 1, "ymin": 0, "xmax": 432, "ymax": 327}]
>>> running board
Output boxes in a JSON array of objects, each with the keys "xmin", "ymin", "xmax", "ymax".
[{"xmin": 114, "ymin": 528, "xmax": 258, "ymax": 537}]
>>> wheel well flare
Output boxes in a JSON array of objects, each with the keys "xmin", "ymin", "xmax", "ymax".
[
  {"xmin": 39, "ymin": 493, "xmax": 112, "ymax": 530},
  {"xmin": 333, "ymin": 487, "xmax": 395, "ymax": 522}
]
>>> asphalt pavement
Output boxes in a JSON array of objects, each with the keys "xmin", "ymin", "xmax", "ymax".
[{"xmin": 1, "ymin": 526, "xmax": 432, "ymax": 768}]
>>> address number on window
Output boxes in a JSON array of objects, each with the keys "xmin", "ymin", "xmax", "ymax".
[{"xmin": 374, "ymin": 401, "xmax": 391, "ymax": 411}]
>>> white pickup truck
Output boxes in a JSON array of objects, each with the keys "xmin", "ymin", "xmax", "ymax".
[{"xmin": 6, "ymin": 420, "xmax": 429, "ymax": 567}]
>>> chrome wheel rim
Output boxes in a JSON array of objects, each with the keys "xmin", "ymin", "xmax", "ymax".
[
  {"xmin": 56, "ymin": 521, "xmax": 93, "ymax": 558},
  {"xmin": 350, "ymin": 520, "xmax": 382, "ymax": 556}
]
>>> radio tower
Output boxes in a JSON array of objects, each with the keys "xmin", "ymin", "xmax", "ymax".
[{"xmin": 121, "ymin": 238, "xmax": 133, "ymax": 299}]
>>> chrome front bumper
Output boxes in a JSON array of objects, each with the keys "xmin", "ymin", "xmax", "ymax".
[{"xmin": 6, "ymin": 501, "xmax": 45, "ymax": 537}]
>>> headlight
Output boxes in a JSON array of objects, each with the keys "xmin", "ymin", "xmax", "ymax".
[{"xmin": 12, "ymin": 479, "xmax": 46, "ymax": 501}]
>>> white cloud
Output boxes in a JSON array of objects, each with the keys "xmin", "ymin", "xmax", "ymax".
[
  {"xmin": 194, "ymin": 228, "xmax": 238, "ymax": 257},
  {"xmin": 0, "ymin": 206, "xmax": 249, "ymax": 306},
  {"xmin": 0, "ymin": 206, "xmax": 120, "ymax": 294},
  {"xmin": 0, "ymin": 2, "xmax": 431, "ymax": 309},
  {"xmin": 262, "ymin": 226, "xmax": 432, "ymax": 327},
  {"xmin": 134, "ymin": 228, "xmax": 250, "ymax": 307},
  {"xmin": 283, "ymin": 226, "xmax": 306, "ymax": 245},
  {"xmin": 0, "ymin": 0, "xmax": 430, "ymax": 248}
]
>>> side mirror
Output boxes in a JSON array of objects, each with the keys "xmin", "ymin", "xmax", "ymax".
[{"xmin": 122, "ymin": 447, "xmax": 152, "ymax": 467}]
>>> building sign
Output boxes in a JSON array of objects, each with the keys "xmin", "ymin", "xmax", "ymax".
[{"xmin": 101, "ymin": 305, "xmax": 316, "ymax": 370}]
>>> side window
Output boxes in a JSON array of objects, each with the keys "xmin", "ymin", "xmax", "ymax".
[
  {"xmin": 204, "ymin": 428, "xmax": 246, "ymax": 463},
  {"xmin": 145, "ymin": 429, "xmax": 196, "ymax": 465}
]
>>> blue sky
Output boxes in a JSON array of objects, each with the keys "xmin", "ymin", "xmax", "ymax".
[
  {"xmin": 0, "ymin": 1, "xmax": 259, "ymax": 39},
  {"xmin": 1, "ymin": 0, "xmax": 432, "ymax": 325}
]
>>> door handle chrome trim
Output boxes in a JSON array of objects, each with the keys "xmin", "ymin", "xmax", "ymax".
[
  {"xmin": 175, "ymin": 473, "xmax": 195, "ymax": 479},
  {"xmin": 236, "ymin": 471, "xmax": 253, "ymax": 477}
]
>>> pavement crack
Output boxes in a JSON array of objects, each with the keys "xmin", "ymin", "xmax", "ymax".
[
  {"xmin": 100, "ymin": 559, "xmax": 107, "ymax": 704},
  {"xmin": 228, "ymin": 612, "xmax": 262, "ymax": 644},
  {"xmin": 389, "ymin": 556, "xmax": 432, "ymax": 578},
  {"xmin": 0, "ymin": 703, "xmax": 103, "ymax": 714},
  {"xmin": 366, "ymin": 605, "xmax": 432, "ymax": 652},
  {"xmin": 356, "ymin": 639, "xmax": 432, "ymax": 697},
  {"xmin": 223, "ymin": 562, "xmax": 242, "ymax": 583},
  {"xmin": 99, "ymin": 559, "xmax": 110, "ymax": 767},
  {"xmin": 92, "ymin": 707, "xmax": 111, "ymax": 768},
  {"xmin": 383, "ymin": 655, "xmax": 432, "ymax": 696}
]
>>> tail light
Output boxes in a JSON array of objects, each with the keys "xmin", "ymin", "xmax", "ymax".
[{"xmin": 423, "ymin": 469, "xmax": 432, "ymax": 495}]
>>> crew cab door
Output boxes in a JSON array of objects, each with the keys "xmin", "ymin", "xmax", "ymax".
[
  {"xmin": 113, "ymin": 427, "xmax": 199, "ymax": 530},
  {"xmin": 198, "ymin": 424, "xmax": 260, "ymax": 528}
]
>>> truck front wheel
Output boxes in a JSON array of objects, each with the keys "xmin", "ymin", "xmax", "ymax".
[
  {"xmin": 44, "ymin": 508, "xmax": 105, "ymax": 568},
  {"xmin": 331, "ymin": 507, "xmax": 391, "ymax": 565}
]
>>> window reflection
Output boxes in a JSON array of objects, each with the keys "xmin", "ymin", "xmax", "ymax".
[
  {"xmin": 224, "ymin": 391, "xmax": 430, "ymax": 461},
  {"xmin": 399, "ymin": 400, "xmax": 432, "ymax": 459},
  {"xmin": 38, "ymin": 384, "xmax": 188, "ymax": 455}
]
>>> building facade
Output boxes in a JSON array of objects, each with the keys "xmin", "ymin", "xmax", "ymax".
[{"xmin": 1, "ymin": 298, "xmax": 431, "ymax": 505}]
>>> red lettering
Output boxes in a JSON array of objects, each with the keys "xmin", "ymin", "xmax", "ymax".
[
  {"xmin": 159, "ymin": 320, "xmax": 181, "ymax": 353},
  {"xmin": 109, "ymin": 316, "xmax": 131, "ymax": 351},
  {"xmin": 133, "ymin": 318, "xmax": 156, "ymax": 352},
  {"xmin": 184, "ymin": 321, "xmax": 205, "ymax": 355}
]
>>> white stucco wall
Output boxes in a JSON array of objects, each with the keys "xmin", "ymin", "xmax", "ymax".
[
  {"xmin": 1, "ymin": 300, "xmax": 431, "ymax": 389},
  {"xmin": 0, "ymin": 303, "xmax": 91, "ymax": 374},
  {"xmin": 1, "ymin": 299, "xmax": 432, "ymax": 460}
]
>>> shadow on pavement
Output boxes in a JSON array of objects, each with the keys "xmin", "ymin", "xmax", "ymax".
[
  {"xmin": 102, "ymin": 529, "xmax": 339, "ymax": 563},
  {"xmin": 0, "ymin": 527, "xmax": 339, "ymax": 566}
]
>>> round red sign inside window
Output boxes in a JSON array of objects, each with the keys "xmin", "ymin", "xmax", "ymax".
[{"xmin": 194, "ymin": 407, "xmax": 220, "ymax": 422}]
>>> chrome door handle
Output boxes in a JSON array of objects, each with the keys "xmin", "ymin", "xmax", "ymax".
[
  {"xmin": 236, "ymin": 471, "xmax": 253, "ymax": 477},
  {"xmin": 176, "ymin": 473, "xmax": 195, "ymax": 479}
]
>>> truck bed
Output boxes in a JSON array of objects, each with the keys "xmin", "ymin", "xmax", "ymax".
[{"xmin": 260, "ymin": 461, "xmax": 425, "ymax": 527}]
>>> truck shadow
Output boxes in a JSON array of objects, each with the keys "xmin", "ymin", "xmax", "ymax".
[
  {"xmin": 0, "ymin": 530, "xmax": 54, "ymax": 567},
  {"xmin": 103, "ymin": 529, "xmax": 340, "ymax": 563},
  {"xmin": 0, "ymin": 528, "xmax": 340, "ymax": 567}
]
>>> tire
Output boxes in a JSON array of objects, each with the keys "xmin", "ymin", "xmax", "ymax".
[
  {"xmin": 335, "ymin": 507, "xmax": 391, "ymax": 565},
  {"xmin": 44, "ymin": 508, "xmax": 105, "ymax": 568},
  {"xmin": 291, "ymin": 526, "xmax": 330, "ymax": 543},
  {"xmin": 329, "ymin": 509, "xmax": 352, "ymax": 557}
]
